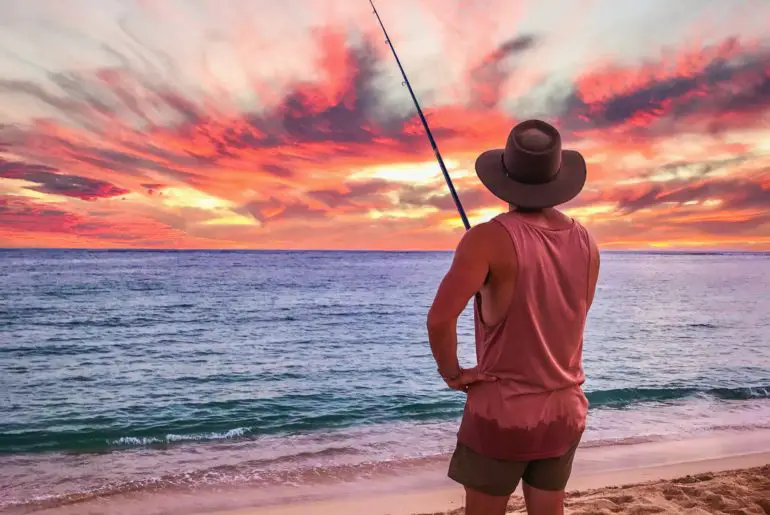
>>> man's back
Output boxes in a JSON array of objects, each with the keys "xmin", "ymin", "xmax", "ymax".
[
  {"xmin": 475, "ymin": 208, "xmax": 598, "ymax": 327},
  {"xmin": 478, "ymin": 208, "xmax": 599, "ymax": 387},
  {"xmin": 456, "ymin": 207, "xmax": 600, "ymax": 461}
]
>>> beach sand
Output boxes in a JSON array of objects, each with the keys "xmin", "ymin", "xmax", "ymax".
[
  {"xmin": 212, "ymin": 450, "xmax": 770, "ymax": 515},
  {"xmin": 13, "ymin": 430, "xmax": 770, "ymax": 515},
  {"xmin": 557, "ymin": 464, "xmax": 770, "ymax": 515}
]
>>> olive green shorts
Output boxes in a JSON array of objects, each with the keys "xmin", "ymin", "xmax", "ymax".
[{"xmin": 447, "ymin": 439, "xmax": 581, "ymax": 497}]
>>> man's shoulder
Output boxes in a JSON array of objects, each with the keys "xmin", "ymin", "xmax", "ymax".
[
  {"xmin": 461, "ymin": 219, "xmax": 508, "ymax": 246},
  {"xmin": 453, "ymin": 221, "xmax": 505, "ymax": 263},
  {"xmin": 567, "ymin": 215, "xmax": 597, "ymax": 247},
  {"xmin": 554, "ymin": 210, "xmax": 594, "ymax": 238},
  {"xmin": 563, "ymin": 214, "xmax": 600, "ymax": 264},
  {"xmin": 456, "ymin": 219, "xmax": 514, "ymax": 272}
]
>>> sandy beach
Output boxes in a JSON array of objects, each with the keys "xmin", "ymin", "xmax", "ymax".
[
  {"xmin": 560, "ymin": 464, "xmax": 769, "ymax": 515},
  {"xmin": 210, "ymin": 461, "xmax": 770, "ymax": 515},
  {"xmin": 197, "ymin": 430, "xmax": 770, "ymax": 515}
]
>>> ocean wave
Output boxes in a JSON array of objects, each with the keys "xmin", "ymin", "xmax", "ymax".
[
  {"xmin": 2, "ymin": 385, "xmax": 768, "ymax": 455},
  {"xmin": 586, "ymin": 385, "xmax": 770, "ymax": 407},
  {"xmin": 0, "ymin": 344, "xmax": 112, "ymax": 357}
]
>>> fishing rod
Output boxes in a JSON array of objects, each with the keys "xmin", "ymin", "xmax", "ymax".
[{"xmin": 369, "ymin": 0, "xmax": 471, "ymax": 231}]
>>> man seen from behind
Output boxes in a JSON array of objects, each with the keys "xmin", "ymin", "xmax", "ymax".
[{"xmin": 427, "ymin": 119, "xmax": 601, "ymax": 515}]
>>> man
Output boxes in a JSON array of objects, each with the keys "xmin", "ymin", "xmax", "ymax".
[{"xmin": 426, "ymin": 119, "xmax": 600, "ymax": 515}]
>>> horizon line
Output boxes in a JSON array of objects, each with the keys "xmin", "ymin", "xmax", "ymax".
[{"xmin": 1, "ymin": 247, "xmax": 768, "ymax": 254}]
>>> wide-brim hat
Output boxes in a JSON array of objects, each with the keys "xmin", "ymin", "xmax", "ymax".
[{"xmin": 475, "ymin": 119, "xmax": 586, "ymax": 209}]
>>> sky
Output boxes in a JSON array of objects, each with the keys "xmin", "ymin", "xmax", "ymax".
[{"xmin": 0, "ymin": 0, "xmax": 768, "ymax": 251}]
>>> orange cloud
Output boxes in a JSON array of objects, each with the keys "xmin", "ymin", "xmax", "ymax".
[{"xmin": 0, "ymin": 9, "xmax": 769, "ymax": 250}]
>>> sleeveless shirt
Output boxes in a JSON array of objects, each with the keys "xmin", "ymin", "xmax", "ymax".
[{"xmin": 456, "ymin": 211, "xmax": 592, "ymax": 461}]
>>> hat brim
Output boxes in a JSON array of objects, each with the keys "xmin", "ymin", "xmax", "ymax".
[{"xmin": 475, "ymin": 148, "xmax": 587, "ymax": 209}]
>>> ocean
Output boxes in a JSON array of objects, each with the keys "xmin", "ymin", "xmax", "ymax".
[{"xmin": 1, "ymin": 249, "xmax": 769, "ymax": 513}]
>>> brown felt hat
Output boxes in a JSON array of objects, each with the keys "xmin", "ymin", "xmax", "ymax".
[{"xmin": 475, "ymin": 119, "xmax": 586, "ymax": 209}]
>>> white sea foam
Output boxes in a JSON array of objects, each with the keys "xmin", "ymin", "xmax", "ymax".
[{"xmin": 110, "ymin": 427, "xmax": 251, "ymax": 446}]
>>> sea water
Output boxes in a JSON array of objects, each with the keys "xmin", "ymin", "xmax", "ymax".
[{"xmin": 1, "ymin": 249, "xmax": 769, "ymax": 512}]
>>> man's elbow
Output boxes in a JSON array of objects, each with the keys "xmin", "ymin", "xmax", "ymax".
[{"xmin": 426, "ymin": 308, "xmax": 454, "ymax": 333}]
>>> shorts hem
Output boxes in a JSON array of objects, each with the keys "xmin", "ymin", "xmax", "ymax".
[
  {"xmin": 447, "ymin": 470, "xmax": 518, "ymax": 497},
  {"xmin": 521, "ymin": 476, "xmax": 569, "ymax": 492}
]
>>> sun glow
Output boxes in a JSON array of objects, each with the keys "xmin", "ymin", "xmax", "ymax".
[
  {"xmin": 160, "ymin": 187, "xmax": 233, "ymax": 211},
  {"xmin": 562, "ymin": 203, "xmax": 617, "ymax": 218},
  {"xmin": 350, "ymin": 159, "xmax": 461, "ymax": 185},
  {"xmin": 368, "ymin": 206, "xmax": 439, "ymax": 220},
  {"xmin": 201, "ymin": 215, "xmax": 256, "ymax": 226},
  {"xmin": 441, "ymin": 207, "xmax": 503, "ymax": 229}
]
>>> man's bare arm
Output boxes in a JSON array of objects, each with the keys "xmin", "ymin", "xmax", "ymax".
[
  {"xmin": 426, "ymin": 224, "xmax": 491, "ymax": 378},
  {"xmin": 587, "ymin": 232, "xmax": 600, "ymax": 311}
]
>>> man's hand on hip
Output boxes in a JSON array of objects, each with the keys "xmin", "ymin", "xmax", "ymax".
[{"xmin": 443, "ymin": 366, "xmax": 497, "ymax": 392}]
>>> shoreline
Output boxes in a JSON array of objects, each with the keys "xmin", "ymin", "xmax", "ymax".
[
  {"xmin": 10, "ymin": 428, "xmax": 770, "ymax": 515},
  {"xmin": 203, "ymin": 451, "xmax": 770, "ymax": 515}
]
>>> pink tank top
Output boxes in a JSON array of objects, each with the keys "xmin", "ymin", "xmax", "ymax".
[{"xmin": 457, "ymin": 211, "xmax": 592, "ymax": 461}]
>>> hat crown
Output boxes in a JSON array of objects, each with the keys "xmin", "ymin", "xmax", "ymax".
[{"xmin": 502, "ymin": 120, "xmax": 563, "ymax": 185}]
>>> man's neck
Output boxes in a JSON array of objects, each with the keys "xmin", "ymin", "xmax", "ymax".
[
  {"xmin": 508, "ymin": 204, "xmax": 550, "ymax": 215},
  {"xmin": 507, "ymin": 206, "xmax": 572, "ymax": 227}
]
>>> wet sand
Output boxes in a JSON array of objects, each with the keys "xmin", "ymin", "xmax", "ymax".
[{"xmin": 210, "ymin": 452, "xmax": 770, "ymax": 515}]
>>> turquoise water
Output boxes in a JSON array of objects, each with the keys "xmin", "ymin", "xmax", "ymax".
[{"xmin": 1, "ymin": 250, "xmax": 769, "ymax": 510}]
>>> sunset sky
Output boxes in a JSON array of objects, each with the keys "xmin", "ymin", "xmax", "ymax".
[{"xmin": 0, "ymin": 0, "xmax": 769, "ymax": 250}]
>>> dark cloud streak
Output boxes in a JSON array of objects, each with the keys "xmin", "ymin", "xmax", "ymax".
[
  {"xmin": 468, "ymin": 34, "xmax": 539, "ymax": 109},
  {"xmin": 241, "ymin": 197, "xmax": 328, "ymax": 224},
  {"xmin": 613, "ymin": 177, "xmax": 770, "ymax": 214},
  {"xmin": 0, "ymin": 158, "xmax": 129, "ymax": 200},
  {"xmin": 398, "ymin": 184, "xmax": 497, "ymax": 213},
  {"xmin": 559, "ymin": 40, "xmax": 770, "ymax": 135},
  {"xmin": 308, "ymin": 179, "xmax": 392, "ymax": 208}
]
